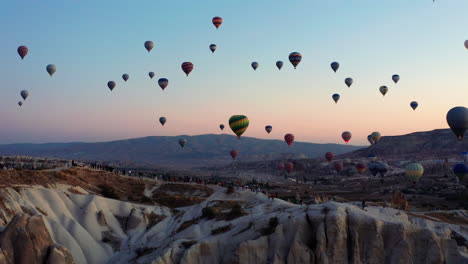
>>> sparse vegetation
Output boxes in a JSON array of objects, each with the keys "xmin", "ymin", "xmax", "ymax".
[
  {"xmin": 98, "ymin": 184, "xmax": 120, "ymax": 200},
  {"xmin": 202, "ymin": 207, "xmax": 216, "ymax": 219},
  {"xmin": 146, "ymin": 212, "xmax": 166, "ymax": 230},
  {"xmin": 226, "ymin": 203, "xmax": 244, "ymax": 220},
  {"xmin": 135, "ymin": 247, "xmax": 156, "ymax": 257},
  {"xmin": 211, "ymin": 224, "xmax": 232, "ymax": 235},
  {"xmin": 226, "ymin": 185, "xmax": 234, "ymax": 194},
  {"xmin": 176, "ymin": 219, "xmax": 199, "ymax": 233},
  {"xmin": 181, "ymin": 240, "xmax": 197, "ymax": 249}
]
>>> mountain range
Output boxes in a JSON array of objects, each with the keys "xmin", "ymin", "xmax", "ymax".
[{"xmin": 0, "ymin": 134, "xmax": 362, "ymax": 168}]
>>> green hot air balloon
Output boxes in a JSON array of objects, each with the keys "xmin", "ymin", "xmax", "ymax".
[
  {"xmin": 229, "ymin": 115, "xmax": 249, "ymax": 138},
  {"xmin": 406, "ymin": 163, "xmax": 424, "ymax": 182}
]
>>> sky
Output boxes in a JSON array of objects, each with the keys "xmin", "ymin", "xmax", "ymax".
[{"xmin": 1, "ymin": 0, "xmax": 467, "ymax": 145}]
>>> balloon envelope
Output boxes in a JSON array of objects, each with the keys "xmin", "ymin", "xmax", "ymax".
[
  {"xmin": 122, "ymin": 74, "xmax": 129, "ymax": 82},
  {"xmin": 288, "ymin": 52, "xmax": 302, "ymax": 69},
  {"xmin": 356, "ymin": 163, "xmax": 366, "ymax": 174},
  {"xmin": 465, "ymin": 40, "xmax": 468, "ymax": 49},
  {"xmin": 345, "ymin": 78, "xmax": 353, "ymax": 87},
  {"xmin": 284, "ymin": 133, "xmax": 295, "ymax": 146},
  {"xmin": 446, "ymin": 106, "xmax": 468, "ymax": 141},
  {"xmin": 18, "ymin": 101, "xmax": 23, "ymax": 107},
  {"xmin": 392, "ymin": 74, "xmax": 400, "ymax": 84},
  {"xmin": 149, "ymin": 72, "xmax": 155, "ymax": 79},
  {"xmin": 158, "ymin": 78, "xmax": 169, "ymax": 90},
  {"xmin": 410, "ymin": 101, "xmax": 418, "ymax": 110},
  {"xmin": 334, "ymin": 162, "xmax": 343, "ymax": 173},
  {"xmin": 406, "ymin": 163, "xmax": 424, "ymax": 182},
  {"xmin": 265, "ymin": 125, "xmax": 272, "ymax": 134},
  {"xmin": 332, "ymin": 94, "xmax": 340, "ymax": 103},
  {"xmin": 179, "ymin": 138, "xmax": 187, "ymax": 148},
  {"xmin": 229, "ymin": 115, "xmax": 249, "ymax": 138},
  {"xmin": 276, "ymin": 61, "xmax": 283, "ymax": 70},
  {"xmin": 325, "ymin": 152, "xmax": 334, "ymax": 162},
  {"xmin": 144, "ymin": 41, "xmax": 154, "ymax": 52},
  {"xmin": 107, "ymin": 81, "xmax": 116, "ymax": 91},
  {"xmin": 230, "ymin": 150, "xmax": 238, "ymax": 160},
  {"xmin": 219, "ymin": 124, "xmax": 225, "ymax": 131},
  {"xmin": 159, "ymin": 117, "xmax": 167, "ymax": 126},
  {"xmin": 379, "ymin": 86, "xmax": 388, "ymax": 96},
  {"xmin": 17, "ymin": 46, "xmax": 28, "ymax": 59},
  {"xmin": 342, "ymin": 131, "xmax": 352, "ymax": 143},
  {"xmin": 46, "ymin": 64, "xmax": 57, "ymax": 76},
  {"xmin": 371, "ymin": 132, "xmax": 381, "ymax": 143},
  {"xmin": 181, "ymin": 62, "xmax": 194, "ymax": 76},
  {"xmin": 284, "ymin": 162, "xmax": 294, "ymax": 173},
  {"xmin": 331, "ymin": 62, "xmax": 339, "ymax": 73},
  {"xmin": 209, "ymin": 44, "xmax": 217, "ymax": 53},
  {"xmin": 251, "ymin": 62, "xmax": 258, "ymax": 70},
  {"xmin": 20, "ymin": 90, "xmax": 29, "ymax": 100},
  {"xmin": 367, "ymin": 135, "xmax": 375, "ymax": 145}
]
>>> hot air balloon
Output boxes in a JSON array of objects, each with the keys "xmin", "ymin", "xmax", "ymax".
[
  {"xmin": 46, "ymin": 64, "xmax": 56, "ymax": 77},
  {"xmin": 367, "ymin": 154, "xmax": 377, "ymax": 162},
  {"xmin": 284, "ymin": 134, "xmax": 295, "ymax": 146},
  {"xmin": 17, "ymin": 46, "xmax": 28, "ymax": 60},
  {"xmin": 276, "ymin": 61, "xmax": 283, "ymax": 70},
  {"xmin": 212, "ymin": 16, "xmax": 223, "ymax": 29},
  {"xmin": 209, "ymin": 44, "xmax": 217, "ymax": 53},
  {"xmin": 18, "ymin": 101, "xmax": 23, "ymax": 107},
  {"xmin": 332, "ymin": 94, "xmax": 340, "ymax": 104},
  {"xmin": 446, "ymin": 106, "xmax": 468, "ymax": 141},
  {"xmin": 325, "ymin": 152, "xmax": 334, "ymax": 162},
  {"xmin": 122, "ymin": 74, "xmax": 129, "ymax": 82},
  {"xmin": 107, "ymin": 81, "xmax": 116, "ymax": 91},
  {"xmin": 158, "ymin": 78, "xmax": 169, "ymax": 90},
  {"xmin": 371, "ymin": 132, "xmax": 381, "ymax": 143},
  {"xmin": 331, "ymin": 62, "xmax": 339, "ymax": 73},
  {"xmin": 367, "ymin": 135, "xmax": 375, "ymax": 145},
  {"xmin": 265, "ymin": 125, "xmax": 272, "ymax": 134},
  {"xmin": 159, "ymin": 117, "xmax": 167, "ymax": 126},
  {"xmin": 410, "ymin": 101, "xmax": 418, "ymax": 111},
  {"xmin": 356, "ymin": 163, "xmax": 366, "ymax": 174},
  {"xmin": 229, "ymin": 115, "xmax": 249, "ymax": 138},
  {"xmin": 377, "ymin": 162, "xmax": 389, "ymax": 177},
  {"xmin": 465, "ymin": 40, "xmax": 468, "ymax": 49},
  {"xmin": 345, "ymin": 78, "xmax": 353, "ymax": 88},
  {"xmin": 334, "ymin": 162, "xmax": 343, "ymax": 173},
  {"xmin": 179, "ymin": 138, "xmax": 187, "ymax": 148},
  {"xmin": 181, "ymin": 62, "xmax": 194, "ymax": 76},
  {"xmin": 453, "ymin": 163, "xmax": 467, "ymax": 181},
  {"xmin": 392, "ymin": 74, "xmax": 400, "ymax": 84},
  {"xmin": 379, "ymin": 86, "xmax": 388, "ymax": 96},
  {"xmin": 144, "ymin": 41, "xmax": 154, "ymax": 53},
  {"xmin": 149, "ymin": 72, "xmax": 155, "ymax": 79},
  {"xmin": 219, "ymin": 124, "xmax": 225, "ymax": 131},
  {"xmin": 20, "ymin": 90, "xmax": 29, "ymax": 100},
  {"xmin": 368, "ymin": 163, "xmax": 379, "ymax": 176},
  {"xmin": 251, "ymin": 62, "xmax": 258, "ymax": 71},
  {"xmin": 406, "ymin": 163, "xmax": 424, "ymax": 182},
  {"xmin": 284, "ymin": 162, "xmax": 294, "ymax": 173},
  {"xmin": 288, "ymin": 52, "xmax": 302, "ymax": 69},
  {"xmin": 230, "ymin": 150, "xmax": 238, "ymax": 160},
  {"xmin": 342, "ymin": 131, "xmax": 352, "ymax": 143}
]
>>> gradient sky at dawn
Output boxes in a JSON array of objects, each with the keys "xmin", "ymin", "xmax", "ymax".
[{"xmin": 1, "ymin": 0, "xmax": 467, "ymax": 145}]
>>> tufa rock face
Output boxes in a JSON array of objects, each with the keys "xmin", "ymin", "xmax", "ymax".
[{"xmin": 0, "ymin": 214, "xmax": 75, "ymax": 264}]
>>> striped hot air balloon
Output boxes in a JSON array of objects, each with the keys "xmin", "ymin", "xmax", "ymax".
[
  {"xmin": 334, "ymin": 162, "xmax": 343, "ymax": 173},
  {"xmin": 356, "ymin": 163, "xmax": 366, "ymax": 174},
  {"xmin": 158, "ymin": 78, "xmax": 169, "ymax": 90},
  {"xmin": 405, "ymin": 163, "xmax": 424, "ymax": 182},
  {"xmin": 212, "ymin": 16, "xmax": 223, "ymax": 29},
  {"xmin": 181, "ymin": 62, "xmax": 194, "ymax": 76},
  {"xmin": 230, "ymin": 150, "xmax": 238, "ymax": 160},
  {"xmin": 325, "ymin": 152, "xmax": 334, "ymax": 162},
  {"xmin": 229, "ymin": 115, "xmax": 249, "ymax": 138},
  {"xmin": 284, "ymin": 134, "xmax": 295, "ymax": 146},
  {"xmin": 342, "ymin": 131, "xmax": 352, "ymax": 143},
  {"xmin": 288, "ymin": 52, "xmax": 302, "ymax": 69},
  {"xmin": 17, "ymin": 46, "xmax": 28, "ymax": 60}
]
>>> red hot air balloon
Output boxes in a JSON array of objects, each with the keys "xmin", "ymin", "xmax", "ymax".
[
  {"xmin": 341, "ymin": 131, "xmax": 352, "ymax": 143},
  {"xmin": 288, "ymin": 52, "xmax": 302, "ymax": 69},
  {"xmin": 325, "ymin": 152, "xmax": 334, "ymax": 162},
  {"xmin": 284, "ymin": 162, "xmax": 294, "ymax": 173},
  {"xmin": 334, "ymin": 162, "xmax": 343, "ymax": 173},
  {"xmin": 230, "ymin": 150, "xmax": 238, "ymax": 160},
  {"xmin": 356, "ymin": 163, "xmax": 366, "ymax": 174},
  {"xmin": 212, "ymin": 16, "xmax": 223, "ymax": 29},
  {"xmin": 284, "ymin": 133, "xmax": 295, "ymax": 146},
  {"xmin": 17, "ymin": 46, "xmax": 28, "ymax": 60},
  {"xmin": 181, "ymin": 62, "xmax": 194, "ymax": 76}
]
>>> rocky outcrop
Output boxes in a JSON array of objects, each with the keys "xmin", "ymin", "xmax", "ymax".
[{"xmin": 0, "ymin": 214, "xmax": 75, "ymax": 264}]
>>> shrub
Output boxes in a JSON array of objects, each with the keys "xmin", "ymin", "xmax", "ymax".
[
  {"xmin": 261, "ymin": 217, "xmax": 279, "ymax": 236},
  {"xmin": 98, "ymin": 184, "xmax": 120, "ymax": 200},
  {"xmin": 226, "ymin": 185, "xmax": 235, "ymax": 194},
  {"xmin": 211, "ymin": 224, "xmax": 232, "ymax": 235},
  {"xmin": 181, "ymin": 240, "xmax": 197, "ymax": 249},
  {"xmin": 226, "ymin": 203, "xmax": 243, "ymax": 220},
  {"xmin": 202, "ymin": 207, "xmax": 216, "ymax": 219}
]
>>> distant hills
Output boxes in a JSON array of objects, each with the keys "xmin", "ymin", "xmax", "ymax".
[
  {"xmin": 0, "ymin": 134, "xmax": 362, "ymax": 168},
  {"xmin": 341, "ymin": 129, "xmax": 466, "ymax": 160}
]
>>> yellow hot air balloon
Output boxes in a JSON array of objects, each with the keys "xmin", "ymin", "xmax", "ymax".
[
  {"xmin": 405, "ymin": 163, "xmax": 424, "ymax": 182},
  {"xmin": 229, "ymin": 115, "xmax": 249, "ymax": 138}
]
